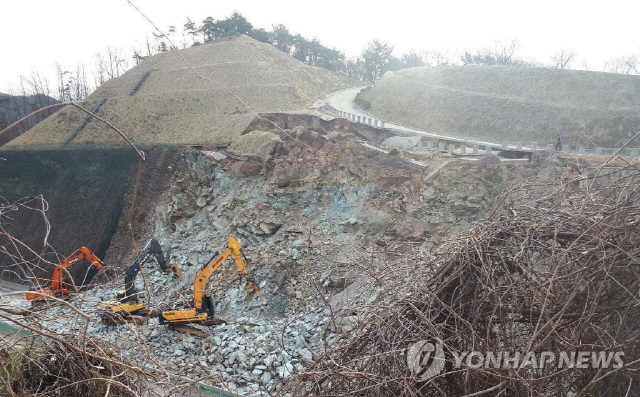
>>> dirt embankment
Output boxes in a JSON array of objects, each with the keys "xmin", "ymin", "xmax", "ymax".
[
  {"xmin": 0, "ymin": 147, "xmax": 176, "ymax": 284},
  {"xmin": 362, "ymin": 65, "xmax": 640, "ymax": 148},
  {"xmin": 5, "ymin": 35, "xmax": 353, "ymax": 150}
]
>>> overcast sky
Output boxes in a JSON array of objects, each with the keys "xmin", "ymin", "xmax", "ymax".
[{"xmin": 2, "ymin": 0, "xmax": 640, "ymax": 93}]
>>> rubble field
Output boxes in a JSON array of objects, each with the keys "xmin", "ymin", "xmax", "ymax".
[{"xmin": 1, "ymin": 123, "xmax": 597, "ymax": 396}]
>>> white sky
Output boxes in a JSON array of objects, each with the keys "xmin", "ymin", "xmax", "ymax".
[{"xmin": 2, "ymin": 0, "xmax": 640, "ymax": 93}]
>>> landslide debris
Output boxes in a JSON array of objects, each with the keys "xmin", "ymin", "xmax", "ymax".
[{"xmin": 2, "ymin": 125, "xmax": 592, "ymax": 395}]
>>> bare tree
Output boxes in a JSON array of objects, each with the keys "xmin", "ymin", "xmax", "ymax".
[
  {"xmin": 54, "ymin": 63, "xmax": 91, "ymax": 102},
  {"xmin": 461, "ymin": 39, "xmax": 534, "ymax": 67},
  {"xmin": 105, "ymin": 46, "xmax": 129, "ymax": 80},
  {"xmin": 551, "ymin": 49, "xmax": 578, "ymax": 69},
  {"xmin": 132, "ymin": 50, "xmax": 149, "ymax": 66},
  {"xmin": 423, "ymin": 49, "xmax": 457, "ymax": 66},
  {"xmin": 604, "ymin": 54, "xmax": 640, "ymax": 74},
  {"xmin": 492, "ymin": 39, "xmax": 521, "ymax": 64},
  {"xmin": 94, "ymin": 52, "xmax": 108, "ymax": 87},
  {"xmin": 55, "ymin": 63, "xmax": 69, "ymax": 101}
]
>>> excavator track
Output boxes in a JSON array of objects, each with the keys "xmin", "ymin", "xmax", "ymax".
[
  {"xmin": 100, "ymin": 308, "xmax": 154, "ymax": 326},
  {"xmin": 99, "ymin": 239, "xmax": 181, "ymax": 324},
  {"xmin": 29, "ymin": 295, "xmax": 72, "ymax": 311},
  {"xmin": 168, "ymin": 318, "xmax": 227, "ymax": 338}
]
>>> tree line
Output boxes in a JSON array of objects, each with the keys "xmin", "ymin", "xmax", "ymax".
[
  {"xmin": 159, "ymin": 12, "xmax": 640, "ymax": 82},
  {"xmin": 5, "ymin": 10, "xmax": 640, "ymax": 110}
]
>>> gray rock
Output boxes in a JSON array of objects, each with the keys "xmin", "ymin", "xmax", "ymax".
[
  {"xmin": 277, "ymin": 362, "xmax": 294, "ymax": 379},
  {"xmin": 298, "ymin": 348, "xmax": 313, "ymax": 361},
  {"xmin": 261, "ymin": 371, "xmax": 272, "ymax": 384},
  {"xmin": 292, "ymin": 238, "xmax": 306, "ymax": 248},
  {"xmin": 259, "ymin": 222, "xmax": 282, "ymax": 235},
  {"xmin": 249, "ymin": 384, "xmax": 260, "ymax": 392},
  {"xmin": 236, "ymin": 351, "xmax": 249, "ymax": 366}
]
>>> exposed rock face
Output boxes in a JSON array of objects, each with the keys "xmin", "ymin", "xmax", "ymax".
[{"xmin": 5, "ymin": 134, "xmax": 575, "ymax": 396}]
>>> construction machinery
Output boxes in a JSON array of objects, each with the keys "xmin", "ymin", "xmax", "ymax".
[
  {"xmin": 159, "ymin": 237, "xmax": 260, "ymax": 332},
  {"xmin": 99, "ymin": 238, "xmax": 181, "ymax": 324},
  {"xmin": 26, "ymin": 246, "xmax": 105, "ymax": 302}
]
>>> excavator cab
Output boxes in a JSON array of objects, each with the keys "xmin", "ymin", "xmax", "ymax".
[
  {"xmin": 159, "ymin": 237, "xmax": 260, "ymax": 330},
  {"xmin": 202, "ymin": 293, "xmax": 215, "ymax": 318},
  {"xmin": 26, "ymin": 247, "xmax": 105, "ymax": 302},
  {"xmin": 99, "ymin": 238, "xmax": 181, "ymax": 324}
]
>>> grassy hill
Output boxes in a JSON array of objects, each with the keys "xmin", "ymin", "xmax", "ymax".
[
  {"xmin": 361, "ymin": 65, "xmax": 640, "ymax": 148},
  {"xmin": 6, "ymin": 35, "xmax": 351, "ymax": 149},
  {"xmin": 0, "ymin": 93, "xmax": 60, "ymax": 145}
]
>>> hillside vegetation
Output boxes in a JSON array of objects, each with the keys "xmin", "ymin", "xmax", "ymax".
[
  {"xmin": 361, "ymin": 65, "xmax": 640, "ymax": 147},
  {"xmin": 6, "ymin": 35, "xmax": 351, "ymax": 149},
  {"xmin": 0, "ymin": 93, "xmax": 60, "ymax": 145}
]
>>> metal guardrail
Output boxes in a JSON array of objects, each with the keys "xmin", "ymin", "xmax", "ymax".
[{"xmin": 322, "ymin": 104, "xmax": 640, "ymax": 157}]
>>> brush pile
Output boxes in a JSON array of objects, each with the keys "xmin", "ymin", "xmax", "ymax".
[{"xmin": 284, "ymin": 170, "xmax": 640, "ymax": 396}]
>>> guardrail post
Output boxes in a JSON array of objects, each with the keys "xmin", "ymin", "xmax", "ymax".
[
  {"xmin": 486, "ymin": 146, "xmax": 492, "ymax": 155},
  {"xmin": 516, "ymin": 141, "xmax": 523, "ymax": 150},
  {"xmin": 448, "ymin": 144, "xmax": 455, "ymax": 154},
  {"xmin": 473, "ymin": 145, "xmax": 479, "ymax": 154},
  {"xmin": 502, "ymin": 142, "xmax": 508, "ymax": 149},
  {"xmin": 439, "ymin": 141, "xmax": 445, "ymax": 151},
  {"xmin": 532, "ymin": 142, "xmax": 538, "ymax": 151}
]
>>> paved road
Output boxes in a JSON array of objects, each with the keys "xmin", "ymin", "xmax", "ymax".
[{"xmin": 319, "ymin": 87, "xmax": 530, "ymax": 152}]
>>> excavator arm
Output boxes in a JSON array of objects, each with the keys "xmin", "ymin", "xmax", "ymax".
[
  {"xmin": 26, "ymin": 247, "xmax": 105, "ymax": 301},
  {"xmin": 100, "ymin": 238, "xmax": 181, "ymax": 318},
  {"xmin": 120, "ymin": 238, "xmax": 168, "ymax": 303},
  {"xmin": 159, "ymin": 237, "xmax": 260, "ymax": 326}
]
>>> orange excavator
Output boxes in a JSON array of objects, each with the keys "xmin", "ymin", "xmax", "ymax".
[
  {"xmin": 25, "ymin": 246, "xmax": 105, "ymax": 302},
  {"xmin": 159, "ymin": 237, "xmax": 260, "ymax": 331}
]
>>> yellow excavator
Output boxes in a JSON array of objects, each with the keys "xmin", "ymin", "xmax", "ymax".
[
  {"xmin": 159, "ymin": 237, "xmax": 260, "ymax": 328},
  {"xmin": 99, "ymin": 238, "xmax": 181, "ymax": 324}
]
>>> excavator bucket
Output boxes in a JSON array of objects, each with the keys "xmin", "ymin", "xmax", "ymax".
[
  {"xmin": 245, "ymin": 280, "xmax": 261, "ymax": 301},
  {"xmin": 168, "ymin": 263, "xmax": 183, "ymax": 279}
]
